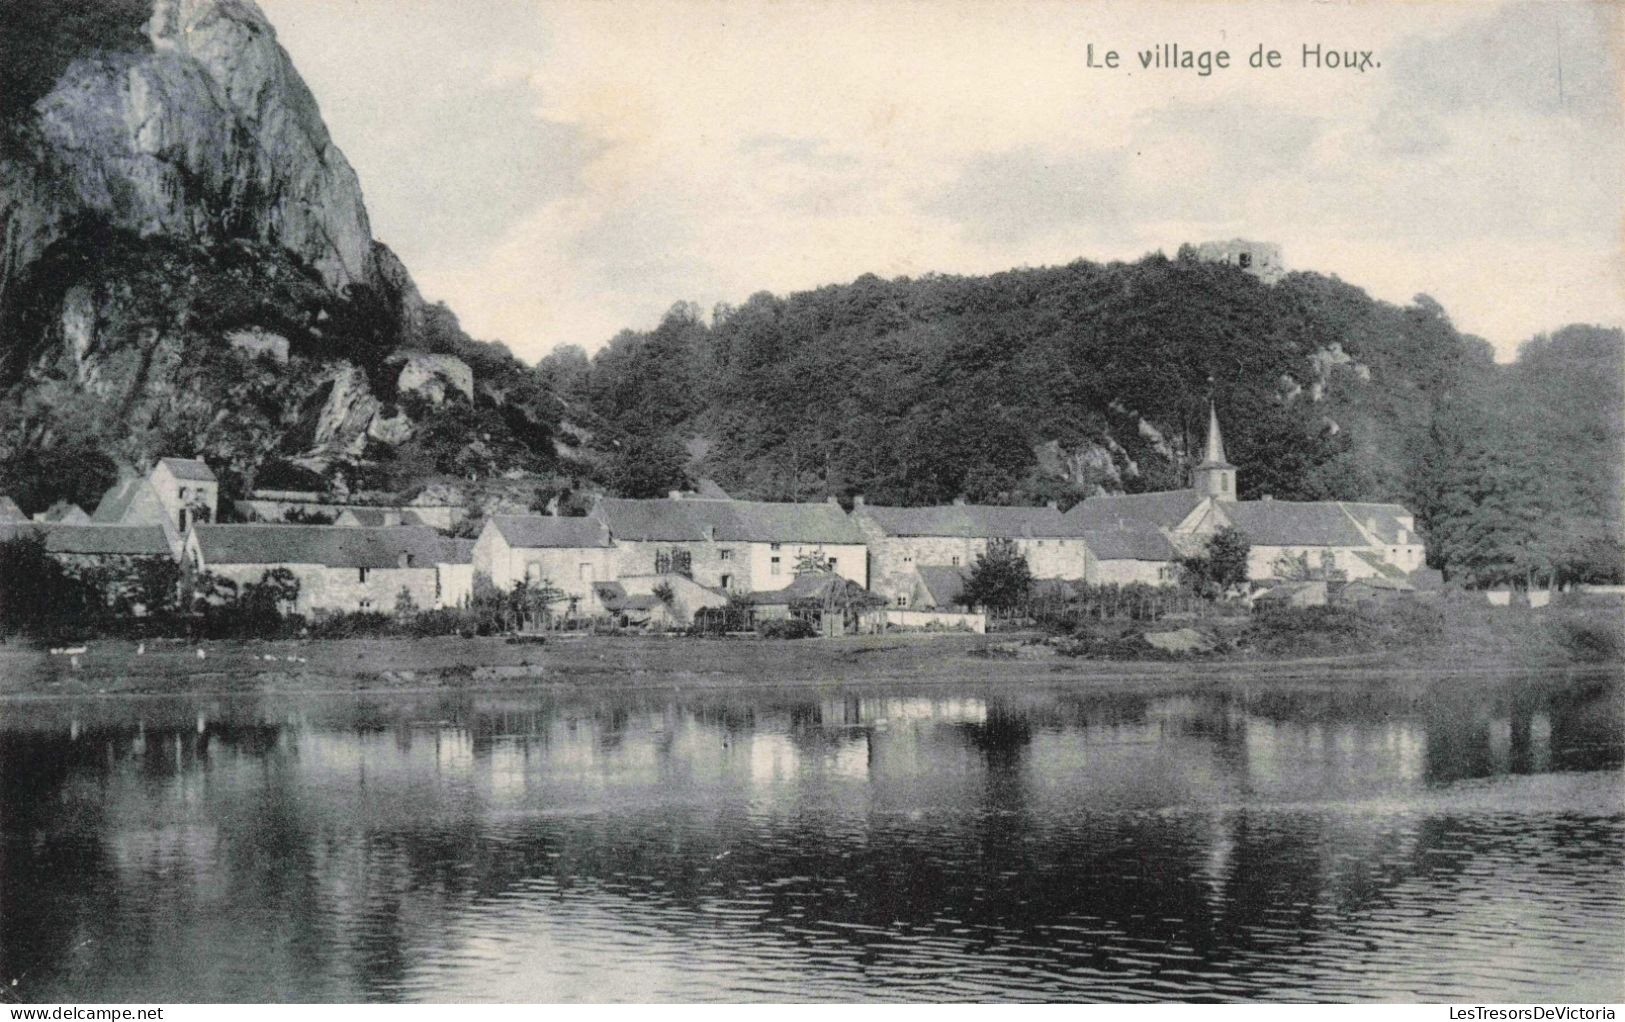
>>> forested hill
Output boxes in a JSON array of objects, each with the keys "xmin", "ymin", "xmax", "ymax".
[{"xmin": 539, "ymin": 252, "xmax": 1622, "ymax": 584}]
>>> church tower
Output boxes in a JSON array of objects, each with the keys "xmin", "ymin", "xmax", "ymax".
[{"xmin": 1193, "ymin": 400, "xmax": 1237, "ymax": 500}]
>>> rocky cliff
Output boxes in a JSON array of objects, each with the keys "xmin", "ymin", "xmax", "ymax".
[{"xmin": 0, "ymin": 0, "xmax": 560, "ymax": 513}]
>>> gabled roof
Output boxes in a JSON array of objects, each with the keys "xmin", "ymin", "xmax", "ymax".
[
  {"xmin": 158, "ymin": 457, "xmax": 216, "ymax": 482},
  {"xmin": 1338, "ymin": 502, "xmax": 1416, "ymax": 544},
  {"xmin": 192, "ymin": 525, "xmax": 446, "ymax": 568},
  {"xmin": 857, "ymin": 503, "xmax": 1082, "ymax": 538},
  {"xmin": 1079, "ymin": 525, "xmax": 1179, "ymax": 562},
  {"xmin": 746, "ymin": 570, "xmax": 878, "ymax": 606},
  {"xmin": 490, "ymin": 515, "xmax": 612, "ymax": 549},
  {"xmin": 0, "ymin": 496, "xmax": 25, "ymax": 523},
  {"xmin": 36, "ymin": 501, "xmax": 89, "ymax": 524},
  {"xmin": 1064, "ymin": 489, "xmax": 1206, "ymax": 530},
  {"xmin": 693, "ymin": 478, "xmax": 731, "ymax": 499},
  {"xmin": 90, "ymin": 478, "xmax": 145, "ymax": 523},
  {"xmin": 0, "ymin": 524, "xmax": 172, "ymax": 556},
  {"xmin": 594, "ymin": 498, "xmax": 866, "ymax": 545},
  {"xmin": 1352, "ymin": 549, "xmax": 1408, "ymax": 580},
  {"xmin": 1218, "ymin": 500, "xmax": 1370, "ymax": 547},
  {"xmin": 338, "ymin": 509, "xmax": 425, "ymax": 527},
  {"xmin": 914, "ymin": 564, "xmax": 970, "ymax": 607}
]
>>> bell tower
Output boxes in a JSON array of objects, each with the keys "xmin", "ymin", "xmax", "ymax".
[{"xmin": 1193, "ymin": 400, "xmax": 1237, "ymax": 500}]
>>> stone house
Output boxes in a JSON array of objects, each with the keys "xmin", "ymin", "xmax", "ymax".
[
  {"xmin": 594, "ymin": 574, "xmax": 728, "ymax": 627},
  {"xmin": 851, "ymin": 499, "xmax": 1090, "ymax": 606},
  {"xmin": 91, "ymin": 457, "xmax": 219, "ymax": 555},
  {"xmin": 473, "ymin": 515, "xmax": 618, "ymax": 616},
  {"xmin": 590, "ymin": 496, "xmax": 868, "ymax": 594},
  {"xmin": 186, "ymin": 525, "xmax": 450, "ymax": 614},
  {"xmin": 334, "ymin": 508, "xmax": 425, "ymax": 527},
  {"xmin": 1193, "ymin": 239, "xmax": 1285, "ymax": 283},
  {"xmin": 1077, "ymin": 526, "xmax": 1182, "ymax": 586}
]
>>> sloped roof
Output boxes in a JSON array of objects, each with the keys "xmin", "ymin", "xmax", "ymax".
[
  {"xmin": 1219, "ymin": 500, "xmax": 1370, "ymax": 547},
  {"xmin": 1352, "ymin": 550, "xmax": 1408, "ymax": 580},
  {"xmin": 1346, "ymin": 574, "xmax": 1414, "ymax": 592},
  {"xmin": 914, "ymin": 564, "xmax": 970, "ymax": 607},
  {"xmin": 857, "ymin": 503, "xmax": 1081, "ymax": 538},
  {"xmin": 192, "ymin": 525, "xmax": 446, "ymax": 568},
  {"xmin": 159, "ymin": 457, "xmax": 216, "ymax": 482},
  {"xmin": 90, "ymin": 478, "xmax": 144, "ymax": 523},
  {"xmin": 1064, "ymin": 489, "xmax": 1205, "ymax": 530},
  {"xmin": 746, "ymin": 570, "xmax": 878, "ymax": 606},
  {"xmin": 338, "ymin": 509, "xmax": 425, "ymax": 527},
  {"xmin": 37, "ymin": 502, "xmax": 90, "ymax": 524},
  {"xmin": 0, "ymin": 496, "xmax": 26, "ymax": 523},
  {"xmin": 0, "ymin": 524, "xmax": 171, "ymax": 556},
  {"xmin": 694, "ymin": 478, "xmax": 731, "ymax": 499},
  {"xmin": 1079, "ymin": 525, "xmax": 1179, "ymax": 562},
  {"xmin": 491, "ymin": 515, "xmax": 612, "ymax": 548},
  {"xmin": 1339, "ymin": 502, "xmax": 1415, "ymax": 544},
  {"xmin": 594, "ymin": 498, "xmax": 865, "ymax": 544}
]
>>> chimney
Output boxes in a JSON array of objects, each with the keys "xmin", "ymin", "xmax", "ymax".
[
  {"xmin": 668, "ymin": 490, "xmax": 684, "ymax": 500},
  {"xmin": 853, "ymin": 495, "xmax": 865, "ymax": 507}
]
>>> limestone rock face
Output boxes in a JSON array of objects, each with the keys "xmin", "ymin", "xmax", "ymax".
[
  {"xmin": 310, "ymin": 364, "xmax": 381, "ymax": 461},
  {"xmin": 3, "ymin": 0, "xmax": 375, "ymax": 306},
  {"xmin": 392, "ymin": 352, "xmax": 474, "ymax": 404}
]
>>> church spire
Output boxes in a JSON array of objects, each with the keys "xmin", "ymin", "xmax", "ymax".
[
  {"xmin": 1193, "ymin": 397, "xmax": 1237, "ymax": 499},
  {"xmin": 1200, "ymin": 398, "xmax": 1230, "ymax": 467}
]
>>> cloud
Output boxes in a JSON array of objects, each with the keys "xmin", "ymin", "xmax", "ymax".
[{"xmin": 259, "ymin": 0, "xmax": 1622, "ymax": 363}]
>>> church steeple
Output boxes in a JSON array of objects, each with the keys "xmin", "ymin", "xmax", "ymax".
[{"xmin": 1194, "ymin": 399, "xmax": 1237, "ymax": 500}]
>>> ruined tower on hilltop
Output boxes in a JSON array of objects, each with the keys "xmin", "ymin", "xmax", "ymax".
[{"xmin": 1193, "ymin": 239, "xmax": 1284, "ymax": 283}]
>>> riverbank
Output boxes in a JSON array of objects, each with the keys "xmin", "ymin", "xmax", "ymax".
[{"xmin": 2, "ymin": 627, "xmax": 1619, "ymax": 701}]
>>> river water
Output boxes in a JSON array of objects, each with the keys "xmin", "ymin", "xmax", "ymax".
[{"xmin": 2, "ymin": 673, "xmax": 1621, "ymax": 1002}]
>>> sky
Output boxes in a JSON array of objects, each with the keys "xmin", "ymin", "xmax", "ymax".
[{"xmin": 257, "ymin": 0, "xmax": 1624, "ymax": 364}]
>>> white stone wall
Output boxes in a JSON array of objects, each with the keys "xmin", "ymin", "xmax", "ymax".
[
  {"xmin": 475, "ymin": 528, "xmax": 617, "ymax": 613},
  {"xmin": 204, "ymin": 561, "xmax": 438, "ymax": 614},
  {"xmin": 1010, "ymin": 536, "xmax": 1091, "ymax": 580},
  {"xmin": 1091, "ymin": 559, "xmax": 1177, "ymax": 586}
]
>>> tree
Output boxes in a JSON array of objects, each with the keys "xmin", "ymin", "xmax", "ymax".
[
  {"xmin": 793, "ymin": 547, "xmax": 831, "ymax": 575},
  {"xmin": 606, "ymin": 433, "xmax": 691, "ymax": 498},
  {"xmin": 1181, "ymin": 526, "xmax": 1250, "ymax": 596},
  {"xmin": 960, "ymin": 540, "xmax": 1033, "ymax": 614}
]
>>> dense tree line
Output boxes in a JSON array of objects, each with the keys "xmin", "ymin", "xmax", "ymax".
[{"xmin": 542, "ymin": 254, "xmax": 1621, "ymax": 585}]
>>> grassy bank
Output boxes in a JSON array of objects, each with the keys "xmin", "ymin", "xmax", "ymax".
[{"xmin": 1, "ymin": 603, "xmax": 1620, "ymax": 701}]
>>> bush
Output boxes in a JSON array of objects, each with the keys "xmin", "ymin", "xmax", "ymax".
[{"xmin": 757, "ymin": 617, "xmax": 817, "ymax": 639}]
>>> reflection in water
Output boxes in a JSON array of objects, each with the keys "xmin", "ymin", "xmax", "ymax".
[{"xmin": 1, "ymin": 676, "xmax": 1620, "ymax": 1002}]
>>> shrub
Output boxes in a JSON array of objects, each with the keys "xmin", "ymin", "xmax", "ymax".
[{"xmin": 757, "ymin": 617, "xmax": 817, "ymax": 639}]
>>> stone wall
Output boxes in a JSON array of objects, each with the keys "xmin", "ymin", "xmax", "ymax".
[
  {"xmin": 207, "ymin": 562, "xmax": 438, "ymax": 614},
  {"xmin": 1193, "ymin": 239, "xmax": 1284, "ymax": 283}
]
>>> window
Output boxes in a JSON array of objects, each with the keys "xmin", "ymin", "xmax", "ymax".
[
  {"xmin": 827, "ymin": 557, "xmax": 838, "ymax": 569},
  {"xmin": 359, "ymin": 599, "xmax": 372, "ymax": 610},
  {"xmin": 1238, "ymin": 252, "xmax": 1252, "ymax": 268},
  {"xmin": 770, "ymin": 556, "xmax": 781, "ymax": 575},
  {"xmin": 579, "ymin": 562, "xmax": 593, "ymax": 581},
  {"xmin": 951, "ymin": 556, "xmax": 960, "ymax": 566},
  {"xmin": 435, "ymin": 568, "xmax": 442, "ymax": 600},
  {"xmin": 895, "ymin": 595, "xmax": 908, "ymax": 607},
  {"xmin": 770, "ymin": 542, "xmax": 781, "ymax": 551},
  {"xmin": 358, "ymin": 567, "xmax": 370, "ymax": 583},
  {"xmin": 903, "ymin": 553, "xmax": 914, "ymax": 564},
  {"xmin": 720, "ymin": 573, "xmax": 733, "ymax": 590},
  {"xmin": 719, "ymin": 548, "xmax": 734, "ymax": 561}
]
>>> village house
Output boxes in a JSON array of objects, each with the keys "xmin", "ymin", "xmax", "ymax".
[
  {"xmin": 590, "ymin": 495, "xmax": 869, "ymax": 594},
  {"xmin": 0, "ymin": 496, "xmax": 27, "ymax": 523},
  {"xmin": 594, "ymin": 574, "xmax": 729, "ymax": 628},
  {"xmin": 1076, "ymin": 525, "xmax": 1183, "ymax": 585},
  {"xmin": 473, "ymin": 515, "xmax": 618, "ymax": 615},
  {"xmin": 851, "ymin": 499, "xmax": 1090, "ymax": 606},
  {"xmin": 34, "ymin": 501, "xmax": 91, "ymax": 524},
  {"xmin": 1064, "ymin": 403, "xmax": 1426, "ymax": 585},
  {"xmin": 185, "ymin": 524, "xmax": 453, "ymax": 614},
  {"xmin": 334, "ymin": 508, "xmax": 425, "ymax": 527},
  {"xmin": 90, "ymin": 457, "xmax": 219, "ymax": 555},
  {"xmin": 0, "ymin": 523, "xmax": 175, "ymax": 567}
]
